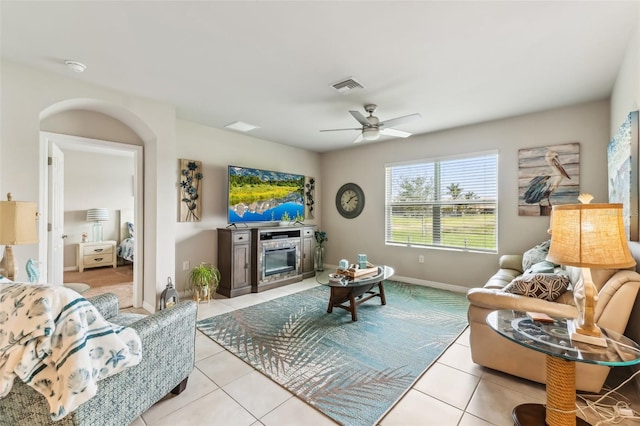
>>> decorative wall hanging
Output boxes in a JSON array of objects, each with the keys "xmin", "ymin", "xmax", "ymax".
[
  {"xmin": 608, "ymin": 111, "xmax": 639, "ymax": 241},
  {"xmin": 518, "ymin": 142, "xmax": 580, "ymax": 216},
  {"xmin": 179, "ymin": 159, "xmax": 203, "ymax": 222},
  {"xmin": 305, "ymin": 176, "xmax": 315, "ymax": 219}
]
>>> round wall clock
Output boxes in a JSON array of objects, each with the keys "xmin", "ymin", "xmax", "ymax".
[{"xmin": 335, "ymin": 183, "xmax": 365, "ymax": 218}]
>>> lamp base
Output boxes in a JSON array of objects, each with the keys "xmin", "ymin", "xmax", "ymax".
[
  {"xmin": 0, "ymin": 245, "xmax": 16, "ymax": 280},
  {"xmin": 568, "ymin": 320, "xmax": 607, "ymax": 347}
]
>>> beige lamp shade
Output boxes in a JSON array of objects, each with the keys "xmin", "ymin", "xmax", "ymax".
[
  {"xmin": 547, "ymin": 203, "xmax": 635, "ymax": 269},
  {"xmin": 0, "ymin": 200, "xmax": 38, "ymax": 245}
]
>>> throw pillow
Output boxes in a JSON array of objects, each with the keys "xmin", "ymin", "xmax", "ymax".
[
  {"xmin": 524, "ymin": 260, "xmax": 556, "ymax": 275},
  {"xmin": 522, "ymin": 240, "xmax": 555, "ymax": 271},
  {"xmin": 503, "ymin": 273, "xmax": 570, "ymax": 301},
  {"xmin": 127, "ymin": 222, "xmax": 134, "ymax": 238}
]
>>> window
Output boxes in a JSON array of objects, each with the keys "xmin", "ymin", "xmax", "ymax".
[{"xmin": 385, "ymin": 151, "xmax": 498, "ymax": 252}]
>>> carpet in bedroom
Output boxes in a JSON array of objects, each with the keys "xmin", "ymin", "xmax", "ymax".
[
  {"xmin": 64, "ymin": 264, "xmax": 133, "ymax": 308},
  {"xmin": 197, "ymin": 281, "xmax": 469, "ymax": 426}
]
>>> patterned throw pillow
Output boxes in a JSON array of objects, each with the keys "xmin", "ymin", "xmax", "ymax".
[
  {"xmin": 127, "ymin": 222, "xmax": 134, "ymax": 238},
  {"xmin": 522, "ymin": 240, "xmax": 554, "ymax": 271},
  {"xmin": 503, "ymin": 273, "xmax": 570, "ymax": 301}
]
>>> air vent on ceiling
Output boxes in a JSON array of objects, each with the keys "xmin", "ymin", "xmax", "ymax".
[{"xmin": 330, "ymin": 77, "xmax": 365, "ymax": 94}]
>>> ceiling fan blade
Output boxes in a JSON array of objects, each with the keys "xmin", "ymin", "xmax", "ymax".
[
  {"xmin": 349, "ymin": 110, "xmax": 371, "ymax": 127},
  {"xmin": 380, "ymin": 128, "xmax": 411, "ymax": 138},
  {"xmin": 380, "ymin": 113, "xmax": 422, "ymax": 129},
  {"xmin": 353, "ymin": 133, "xmax": 364, "ymax": 143},
  {"xmin": 320, "ymin": 127, "xmax": 362, "ymax": 132}
]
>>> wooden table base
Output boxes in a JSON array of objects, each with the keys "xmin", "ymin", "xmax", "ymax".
[
  {"xmin": 513, "ymin": 403, "xmax": 590, "ymax": 426},
  {"xmin": 327, "ymin": 281, "xmax": 386, "ymax": 321}
]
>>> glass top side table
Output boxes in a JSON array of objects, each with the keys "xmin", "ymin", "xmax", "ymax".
[{"xmin": 486, "ymin": 310, "xmax": 640, "ymax": 426}]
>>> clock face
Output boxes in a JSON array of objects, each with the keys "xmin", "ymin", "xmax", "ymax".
[{"xmin": 336, "ymin": 183, "xmax": 365, "ymax": 218}]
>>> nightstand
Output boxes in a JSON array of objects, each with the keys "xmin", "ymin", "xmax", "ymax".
[{"xmin": 77, "ymin": 241, "xmax": 117, "ymax": 272}]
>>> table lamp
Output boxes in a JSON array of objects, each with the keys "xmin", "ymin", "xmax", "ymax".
[
  {"xmin": 86, "ymin": 208, "xmax": 109, "ymax": 242},
  {"xmin": 0, "ymin": 193, "xmax": 38, "ymax": 281},
  {"xmin": 547, "ymin": 194, "xmax": 635, "ymax": 347}
]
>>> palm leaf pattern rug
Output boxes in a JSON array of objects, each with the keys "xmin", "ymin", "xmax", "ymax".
[{"xmin": 197, "ymin": 281, "xmax": 469, "ymax": 426}]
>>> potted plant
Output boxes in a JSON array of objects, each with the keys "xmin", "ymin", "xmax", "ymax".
[{"xmin": 188, "ymin": 262, "xmax": 221, "ymax": 303}]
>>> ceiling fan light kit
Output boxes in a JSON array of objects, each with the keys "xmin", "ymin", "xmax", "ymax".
[
  {"xmin": 321, "ymin": 104, "xmax": 422, "ymax": 143},
  {"xmin": 362, "ymin": 127, "xmax": 380, "ymax": 141}
]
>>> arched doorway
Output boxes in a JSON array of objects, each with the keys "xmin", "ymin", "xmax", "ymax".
[{"xmin": 38, "ymin": 99, "xmax": 153, "ymax": 308}]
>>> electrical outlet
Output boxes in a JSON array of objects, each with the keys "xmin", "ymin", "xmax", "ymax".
[
  {"xmin": 418, "ymin": 255, "xmax": 424, "ymax": 263},
  {"xmin": 182, "ymin": 260, "xmax": 190, "ymax": 271}
]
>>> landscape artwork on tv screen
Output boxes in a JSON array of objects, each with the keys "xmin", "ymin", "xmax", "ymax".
[{"xmin": 228, "ymin": 165, "xmax": 305, "ymax": 224}]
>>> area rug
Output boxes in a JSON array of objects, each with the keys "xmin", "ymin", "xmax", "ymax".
[
  {"xmin": 83, "ymin": 282, "xmax": 133, "ymax": 309},
  {"xmin": 197, "ymin": 281, "xmax": 469, "ymax": 426}
]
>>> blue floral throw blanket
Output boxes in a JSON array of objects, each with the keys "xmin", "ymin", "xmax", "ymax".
[{"xmin": 0, "ymin": 283, "xmax": 142, "ymax": 420}]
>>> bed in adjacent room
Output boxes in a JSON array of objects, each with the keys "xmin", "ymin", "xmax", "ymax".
[{"xmin": 117, "ymin": 209, "xmax": 134, "ymax": 263}]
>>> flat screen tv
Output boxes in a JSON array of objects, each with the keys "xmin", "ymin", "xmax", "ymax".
[{"xmin": 227, "ymin": 165, "xmax": 305, "ymax": 224}]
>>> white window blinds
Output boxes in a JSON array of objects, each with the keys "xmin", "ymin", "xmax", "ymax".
[{"xmin": 385, "ymin": 151, "xmax": 498, "ymax": 252}]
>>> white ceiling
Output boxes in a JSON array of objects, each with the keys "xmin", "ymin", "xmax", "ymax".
[{"xmin": 2, "ymin": 1, "xmax": 638, "ymax": 153}]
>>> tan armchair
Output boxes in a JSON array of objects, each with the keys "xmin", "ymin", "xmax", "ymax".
[{"xmin": 467, "ymin": 243, "xmax": 640, "ymax": 393}]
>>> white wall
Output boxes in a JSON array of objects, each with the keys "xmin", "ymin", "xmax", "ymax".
[
  {"xmin": 320, "ymin": 100, "xmax": 611, "ymax": 289},
  {"xmin": 611, "ymin": 24, "xmax": 639, "ymax": 135},
  {"xmin": 173, "ymin": 119, "xmax": 321, "ymax": 293},
  {"xmin": 0, "ymin": 61, "xmax": 175, "ymax": 311}
]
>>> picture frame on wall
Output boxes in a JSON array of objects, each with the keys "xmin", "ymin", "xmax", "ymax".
[
  {"xmin": 608, "ymin": 111, "xmax": 639, "ymax": 241},
  {"xmin": 518, "ymin": 142, "xmax": 580, "ymax": 216},
  {"xmin": 179, "ymin": 159, "xmax": 203, "ymax": 222}
]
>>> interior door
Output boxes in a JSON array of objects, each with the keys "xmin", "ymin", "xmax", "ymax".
[{"xmin": 48, "ymin": 142, "xmax": 65, "ymax": 284}]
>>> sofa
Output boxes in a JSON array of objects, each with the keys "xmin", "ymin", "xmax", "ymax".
[
  {"xmin": 0, "ymin": 293, "xmax": 198, "ymax": 425},
  {"xmin": 466, "ymin": 241, "xmax": 640, "ymax": 392}
]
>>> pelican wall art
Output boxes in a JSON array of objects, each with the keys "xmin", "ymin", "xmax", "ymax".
[
  {"xmin": 607, "ymin": 111, "xmax": 639, "ymax": 241},
  {"xmin": 518, "ymin": 143, "xmax": 580, "ymax": 216}
]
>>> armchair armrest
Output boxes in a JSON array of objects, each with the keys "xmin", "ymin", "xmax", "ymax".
[
  {"xmin": 87, "ymin": 293, "xmax": 119, "ymax": 319},
  {"xmin": 594, "ymin": 270, "xmax": 640, "ymax": 333},
  {"xmin": 499, "ymin": 255, "xmax": 524, "ymax": 273},
  {"xmin": 466, "ymin": 287, "xmax": 577, "ymax": 318}
]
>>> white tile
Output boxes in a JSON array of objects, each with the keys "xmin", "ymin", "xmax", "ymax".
[
  {"xmin": 456, "ymin": 326, "xmax": 471, "ymax": 347},
  {"xmin": 196, "ymin": 300, "xmax": 235, "ymax": 320},
  {"xmin": 465, "ymin": 379, "xmax": 538, "ymax": 425},
  {"xmin": 129, "ymin": 416, "xmax": 146, "ymax": 426},
  {"xmin": 259, "ymin": 396, "xmax": 337, "ymax": 426},
  {"xmin": 223, "ymin": 370, "xmax": 292, "ymax": 418},
  {"xmin": 141, "ymin": 368, "xmax": 219, "ymax": 423},
  {"xmin": 480, "ymin": 368, "xmax": 546, "ymax": 402},
  {"xmin": 195, "ymin": 332, "xmax": 225, "ymax": 361},
  {"xmin": 145, "ymin": 388, "xmax": 256, "ymax": 426},
  {"xmin": 458, "ymin": 412, "xmax": 495, "ymax": 426},
  {"xmin": 414, "ymin": 362, "xmax": 480, "ymax": 409},
  {"xmin": 380, "ymin": 389, "xmax": 463, "ymax": 425},
  {"xmin": 437, "ymin": 342, "xmax": 484, "ymax": 377},
  {"xmin": 217, "ymin": 293, "xmax": 267, "ymax": 310},
  {"xmin": 196, "ymin": 350, "xmax": 254, "ymax": 387}
]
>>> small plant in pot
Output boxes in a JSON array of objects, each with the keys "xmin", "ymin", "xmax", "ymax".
[{"xmin": 188, "ymin": 262, "xmax": 221, "ymax": 303}]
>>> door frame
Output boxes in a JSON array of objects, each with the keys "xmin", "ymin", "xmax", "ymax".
[{"xmin": 39, "ymin": 132, "xmax": 144, "ymax": 307}]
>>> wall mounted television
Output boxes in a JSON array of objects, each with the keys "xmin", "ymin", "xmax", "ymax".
[{"xmin": 228, "ymin": 165, "xmax": 305, "ymax": 224}]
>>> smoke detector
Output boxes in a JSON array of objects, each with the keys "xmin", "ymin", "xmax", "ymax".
[{"xmin": 65, "ymin": 60, "xmax": 86, "ymax": 73}]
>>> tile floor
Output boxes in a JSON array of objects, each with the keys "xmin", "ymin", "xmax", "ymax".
[{"xmin": 122, "ymin": 278, "xmax": 640, "ymax": 426}]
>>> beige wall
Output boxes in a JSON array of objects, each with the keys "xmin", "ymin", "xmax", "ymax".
[
  {"xmin": 320, "ymin": 100, "xmax": 611, "ymax": 289},
  {"xmin": 173, "ymin": 119, "xmax": 321, "ymax": 293}
]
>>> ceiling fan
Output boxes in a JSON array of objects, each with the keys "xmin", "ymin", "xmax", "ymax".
[{"xmin": 321, "ymin": 104, "xmax": 422, "ymax": 143}]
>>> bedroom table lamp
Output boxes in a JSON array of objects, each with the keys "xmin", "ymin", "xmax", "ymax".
[
  {"xmin": 86, "ymin": 208, "xmax": 109, "ymax": 242},
  {"xmin": 0, "ymin": 193, "xmax": 38, "ymax": 281},
  {"xmin": 547, "ymin": 194, "xmax": 635, "ymax": 347}
]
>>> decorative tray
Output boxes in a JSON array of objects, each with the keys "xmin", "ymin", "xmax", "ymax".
[{"xmin": 336, "ymin": 264, "xmax": 378, "ymax": 278}]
